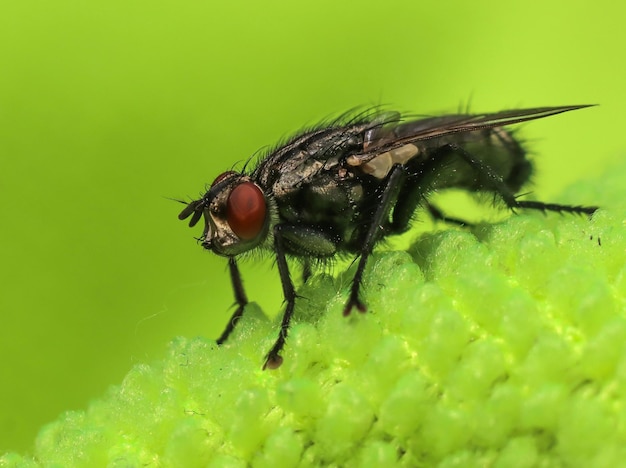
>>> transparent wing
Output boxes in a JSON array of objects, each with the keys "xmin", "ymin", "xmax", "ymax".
[{"xmin": 355, "ymin": 104, "xmax": 594, "ymax": 163}]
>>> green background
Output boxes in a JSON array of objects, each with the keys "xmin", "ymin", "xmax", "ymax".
[{"xmin": 0, "ymin": 0, "xmax": 623, "ymax": 453}]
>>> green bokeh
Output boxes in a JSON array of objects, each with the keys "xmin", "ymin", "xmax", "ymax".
[{"xmin": 0, "ymin": 0, "xmax": 623, "ymax": 453}]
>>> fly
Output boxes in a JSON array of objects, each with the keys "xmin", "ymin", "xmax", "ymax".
[{"xmin": 178, "ymin": 104, "xmax": 598, "ymax": 369}]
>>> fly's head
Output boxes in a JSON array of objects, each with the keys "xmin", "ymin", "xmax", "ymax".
[{"xmin": 178, "ymin": 171, "xmax": 269, "ymax": 257}]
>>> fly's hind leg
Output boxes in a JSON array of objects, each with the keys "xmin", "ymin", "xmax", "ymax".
[
  {"xmin": 427, "ymin": 144, "xmax": 598, "ymax": 216},
  {"xmin": 513, "ymin": 200, "xmax": 598, "ymax": 215},
  {"xmin": 302, "ymin": 258, "xmax": 312, "ymax": 283},
  {"xmin": 344, "ymin": 163, "xmax": 407, "ymax": 316}
]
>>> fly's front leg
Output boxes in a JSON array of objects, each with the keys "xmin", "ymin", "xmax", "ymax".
[
  {"xmin": 216, "ymin": 257, "xmax": 249, "ymax": 345},
  {"xmin": 263, "ymin": 225, "xmax": 298, "ymax": 370},
  {"xmin": 344, "ymin": 164, "xmax": 407, "ymax": 316},
  {"xmin": 264, "ymin": 224, "xmax": 338, "ymax": 369}
]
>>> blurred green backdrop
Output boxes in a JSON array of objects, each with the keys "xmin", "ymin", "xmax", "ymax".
[{"xmin": 0, "ymin": 0, "xmax": 623, "ymax": 454}]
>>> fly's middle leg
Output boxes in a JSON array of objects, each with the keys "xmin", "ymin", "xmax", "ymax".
[
  {"xmin": 425, "ymin": 202, "xmax": 473, "ymax": 226},
  {"xmin": 387, "ymin": 168, "xmax": 473, "ymax": 231},
  {"xmin": 344, "ymin": 163, "xmax": 407, "ymax": 316}
]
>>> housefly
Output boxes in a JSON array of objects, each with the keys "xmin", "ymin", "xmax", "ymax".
[{"xmin": 178, "ymin": 105, "xmax": 597, "ymax": 369}]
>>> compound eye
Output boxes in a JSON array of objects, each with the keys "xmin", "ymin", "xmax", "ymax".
[
  {"xmin": 211, "ymin": 171, "xmax": 237, "ymax": 188},
  {"xmin": 226, "ymin": 182, "xmax": 267, "ymax": 240}
]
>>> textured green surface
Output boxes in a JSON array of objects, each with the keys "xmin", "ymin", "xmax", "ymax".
[
  {"xmin": 1, "ymin": 0, "xmax": 625, "ymax": 456},
  {"xmin": 2, "ymin": 163, "xmax": 625, "ymax": 466}
]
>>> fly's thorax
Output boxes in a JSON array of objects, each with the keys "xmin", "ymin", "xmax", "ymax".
[{"xmin": 195, "ymin": 172, "xmax": 271, "ymax": 257}]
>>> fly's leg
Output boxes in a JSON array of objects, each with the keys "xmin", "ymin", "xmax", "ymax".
[
  {"xmin": 263, "ymin": 225, "xmax": 298, "ymax": 370},
  {"xmin": 216, "ymin": 257, "xmax": 249, "ymax": 345},
  {"xmin": 344, "ymin": 164, "xmax": 407, "ymax": 316},
  {"xmin": 385, "ymin": 170, "xmax": 473, "ymax": 233},
  {"xmin": 429, "ymin": 144, "xmax": 598, "ymax": 215},
  {"xmin": 264, "ymin": 224, "xmax": 338, "ymax": 369},
  {"xmin": 426, "ymin": 202, "xmax": 473, "ymax": 227},
  {"xmin": 513, "ymin": 200, "xmax": 598, "ymax": 215},
  {"xmin": 302, "ymin": 259, "xmax": 312, "ymax": 283}
]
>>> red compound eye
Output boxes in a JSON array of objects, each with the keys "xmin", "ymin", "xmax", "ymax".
[
  {"xmin": 211, "ymin": 171, "xmax": 237, "ymax": 188},
  {"xmin": 226, "ymin": 182, "xmax": 267, "ymax": 240}
]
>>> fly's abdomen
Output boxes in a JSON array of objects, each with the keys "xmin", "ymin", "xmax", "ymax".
[{"xmin": 418, "ymin": 127, "xmax": 532, "ymax": 193}]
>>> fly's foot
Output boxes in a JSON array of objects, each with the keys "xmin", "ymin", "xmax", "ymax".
[
  {"xmin": 343, "ymin": 295, "xmax": 367, "ymax": 316},
  {"xmin": 263, "ymin": 352, "xmax": 283, "ymax": 370},
  {"xmin": 263, "ymin": 332, "xmax": 287, "ymax": 370}
]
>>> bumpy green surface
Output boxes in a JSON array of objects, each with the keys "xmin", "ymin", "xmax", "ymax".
[{"xmin": 2, "ymin": 169, "xmax": 625, "ymax": 467}]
